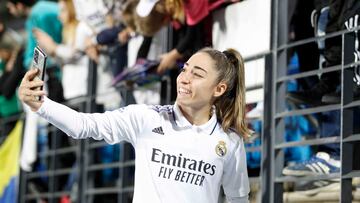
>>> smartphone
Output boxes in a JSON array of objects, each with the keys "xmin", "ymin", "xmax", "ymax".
[{"xmin": 31, "ymin": 46, "xmax": 47, "ymax": 100}]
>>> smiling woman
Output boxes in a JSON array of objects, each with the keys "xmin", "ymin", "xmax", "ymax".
[
  {"xmin": 176, "ymin": 51, "xmax": 222, "ymax": 123},
  {"xmin": 176, "ymin": 48, "xmax": 251, "ymax": 138},
  {"xmin": 18, "ymin": 47, "xmax": 251, "ymax": 203}
]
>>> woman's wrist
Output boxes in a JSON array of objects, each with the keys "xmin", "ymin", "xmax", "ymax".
[{"xmin": 170, "ymin": 49, "xmax": 182, "ymax": 60}]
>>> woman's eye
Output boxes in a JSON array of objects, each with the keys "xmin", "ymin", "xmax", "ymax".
[{"xmin": 194, "ymin": 73, "xmax": 203, "ymax": 78}]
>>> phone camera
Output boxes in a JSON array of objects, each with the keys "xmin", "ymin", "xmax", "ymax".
[{"xmin": 34, "ymin": 50, "xmax": 39, "ymax": 65}]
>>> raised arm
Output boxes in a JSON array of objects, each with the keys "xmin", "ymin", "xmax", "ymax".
[{"xmin": 19, "ymin": 69, "xmax": 144, "ymax": 145}]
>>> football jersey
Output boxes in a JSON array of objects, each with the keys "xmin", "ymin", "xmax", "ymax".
[{"xmin": 37, "ymin": 97, "xmax": 250, "ymax": 203}]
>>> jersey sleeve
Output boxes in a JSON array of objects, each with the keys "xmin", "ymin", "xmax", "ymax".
[
  {"xmin": 222, "ymin": 138, "xmax": 250, "ymax": 202},
  {"xmin": 37, "ymin": 97, "xmax": 148, "ymax": 145}
]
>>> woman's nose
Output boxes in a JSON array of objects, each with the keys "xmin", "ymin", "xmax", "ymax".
[{"xmin": 178, "ymin": 73, "xmax": 190, "ymax": 84}]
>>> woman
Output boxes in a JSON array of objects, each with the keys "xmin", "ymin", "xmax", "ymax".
[
  {"xmin": 0, "ymin": 27, "xmax": 24, "ymax": 136},
  {"xmin": 33, "ymin": 0, "xmax": 89, "ymax": 100},
  {"xmin": 33, "ymin": 0, "xmax": 78, "ymax": 60},
  {"xmin": 134, "ymin": 0, "xmax": 226, "ymax": 73},
  {"xmin": 19, "ymin": 47, "xmax": 251, "ymax": 202}
]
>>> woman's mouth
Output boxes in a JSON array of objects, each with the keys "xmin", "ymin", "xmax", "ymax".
[{"xmin": 178, "ymin": 87, "xmax": 191, "ymax": 95}]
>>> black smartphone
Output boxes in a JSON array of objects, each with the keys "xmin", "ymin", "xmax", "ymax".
[{"xmin": 31, "ymin": 46, "xmax": 47, "ymax": 100}]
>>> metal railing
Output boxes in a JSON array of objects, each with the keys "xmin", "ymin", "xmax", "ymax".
[{"xmin": 262, "ymin": 0, "xmax": 360, "ymax": 202}]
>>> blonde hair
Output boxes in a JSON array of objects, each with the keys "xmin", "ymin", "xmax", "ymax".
[
  {"xmin": 164, "ymin": 0, "xmax": 184, "ymax": 23},
  {"xmin": 60, "ymin": 0, "xmax": 78, "ymax": 45},
  {"xmin": 134, "ymin": 0, "xmax": 184, "ymax": 36},
  {"xmin": 199, "ymin": 47, "xmax": 252, "ymax": 139},
  {"xmin": 121, "ymin": 0, "xmax": 139, "ymax": 31}
]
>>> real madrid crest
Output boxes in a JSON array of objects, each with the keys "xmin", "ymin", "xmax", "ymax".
[{"xmin": 215, "ymin": 141, "xmax": 227, "ymax": 157}]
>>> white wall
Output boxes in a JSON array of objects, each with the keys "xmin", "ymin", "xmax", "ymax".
[{"xmin": 212, "ymin": 0, "xmax": 271, "ymax": 103}]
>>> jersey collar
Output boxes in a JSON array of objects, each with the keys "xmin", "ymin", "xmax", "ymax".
[{"xmin": 173, "ymin": 103, "xmax": 218, "ymax": 135}]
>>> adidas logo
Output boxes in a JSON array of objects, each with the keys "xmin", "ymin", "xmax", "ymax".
[{"xmin": 152, "ymin": 127, "xmax": 164, "ymax": 135}]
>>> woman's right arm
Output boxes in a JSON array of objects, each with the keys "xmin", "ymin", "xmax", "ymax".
[
  {"xmin": 19, "ymin": 69, "xmax": 142, "ymax": 144},
  {"xmin": 18, "ymin": 69, "xmax": 83, "ymax": 138}
]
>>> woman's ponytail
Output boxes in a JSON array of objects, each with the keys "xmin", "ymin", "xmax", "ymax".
[{"xmin": 200, "ymin": 48, "xmax": 252, "ymax": 139}]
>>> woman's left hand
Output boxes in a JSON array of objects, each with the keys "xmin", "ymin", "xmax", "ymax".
[
  {"xmin": 85, "ymin": 46, "xmax": 99, "ymax": 63},
  {"xmin": 157, "ymin": 49, "xmax": 181, "ymax": 74},
  {"xmin": 118, "ymin": 29, "xmax": 131, "ymax": 44}
]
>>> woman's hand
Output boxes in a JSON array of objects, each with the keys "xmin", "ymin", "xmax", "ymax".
[
  {"xmin": 85, "ymin": 45, "xmax": 99, "ymax": 63},
  {"xmin": 18, "ymin": 68, "xmax": 46, "ymax": 112},
  {"xmin": 84, "ymin": 37, "xmax": 99, "ymax": 63},
  {"xmin": 118, "ymin": 29, "xmax": 131, "ymax": 44},
  {"xmin": 157, "ymin": 49, "xmax": 182, "ymax": 74}
]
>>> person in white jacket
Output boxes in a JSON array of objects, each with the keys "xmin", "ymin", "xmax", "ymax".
[{"xmin": 19, "ymin": 47, "xmax": 251, "ymax": 203}]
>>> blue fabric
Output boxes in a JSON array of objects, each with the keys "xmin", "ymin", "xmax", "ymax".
[
  {"xmin": 111, "ymin": 59, "xmax": 161, "ymax": 87},
  {"xmin": 100, "ymin": 144, "xmax": 120, "ymax": 184},
  {"xmin": 285, "ymin": 54, "xmax": 313, "ymax": 162},
  {"xmin": 96, "ymin": 25, "xmax": 123, "ymax": 45},
  {"xmin": 284, "ymin": 115, "xmax": 313, "ymax": 162},
  {"xmin": 287, "ymin": 53, "xmax": 300, "ymax": 92},
  {"xmin": 285, "ymin": 154, "xmax": 339, "ymax": 174},
  {"xmin": 284, "ymin": 53, "xmax": 313, "ymax": 162},
  {"xmin": 245, "ymin": 120, "xmax": 261, "ymax": 169},
  {"xmin": 35, "ymin": 123, "xmax": 49, "ymax": 184},
  {"xmin": 108, "ymin": 43, "xmax": 128, "ymax": 77},
  {"xmin": 0, "ymin": 177, "xmax": 17, "ymax": 203},
  {"xmin": 0, "ymin": 122, "xmax": 22, "ymax": 203},
  {"xmin": 96, "ymin": 25, "xmax": 128, "ymax": 77},
  {"xmin": 24, "ymin": 1, "xmax": 62, "ymax": 68},
  {"xmin": 245, "ymin": 115, "xmax": 313, "ymax": 168}
]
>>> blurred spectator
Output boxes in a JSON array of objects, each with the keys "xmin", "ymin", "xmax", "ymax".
[
  {"xmin": 283, "ymin": 0, "xmax": 360, "ymax": 195},
  {"xmin": 287, "ymin": 0, "xmax": 360, "ymax": 105},
  {"xmin": 132, "ymin": 0, "xmax": 229, "ymax": 102},
  {"xmin": 33, "ymin": 0, "xmax": 89, "ymax": 100},
  {"xmin": 84, "ymin": 0, "xmax": 140, "ymax": 77},
  {"xmin": 7, "ymin": 0, "xmax": 65, "ymax": 103},
  {"xmin": 70, "ymin": 0, "xmax": 122, "ymax": 109},
  {"xmin": 6, "ymin": 0, "xmax": 64, "ymax": 174},
  {"xmin": 0, "ymin": 22, "xmax": 25, "ymax": 137},
  {"xmin": 72, "ymin": 0, "xmax": 111, "ymax": 63},
  {"xmin": 134, "ymin": 0, "xmax": 225, "ymax": 73},
  {"xmin": 34, "ymin": 0, "xmax": 78, "ymax": 60},
  {"xmin": 6, "ymin": 0, "xmax": 62, "ymax": 69},
  {"xmin": 289, "ymin": 0, "xmax": 321, "ymax": 91}
]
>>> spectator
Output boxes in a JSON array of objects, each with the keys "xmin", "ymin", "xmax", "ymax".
[
  {"xmin": 33, "ymin": 0, "xmax": 88, "ymax": 100},
  {"xmin": 134, "ymin": 0, "xmax": 224, "ymax": 73},
  {"xmin": 0, "ymin": 23, "xmax": 25, "ymax": 137},
  {"xmin": 7, "ymin": 0, "xmax": 62, "ymax": 69},
  {"xmin": 283, "ymin": 0, "xmax": 360, "ymax": 195}
]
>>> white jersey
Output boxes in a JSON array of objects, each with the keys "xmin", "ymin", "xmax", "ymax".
[{"xmin": 37, "ymin": 97, "xmax": 250, "ymax": 203}]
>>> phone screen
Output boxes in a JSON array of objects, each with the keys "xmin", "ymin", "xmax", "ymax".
[{"xmin": 32, "ymin": 46, "xmax": 47, "ymax": 100}]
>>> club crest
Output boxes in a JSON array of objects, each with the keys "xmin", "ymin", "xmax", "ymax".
[{"xmin": 215, "ymin": 141, "xmax": 227, "ymax": 157}]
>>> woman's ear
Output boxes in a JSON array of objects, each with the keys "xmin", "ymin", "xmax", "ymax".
[{"xmin": 214, "ymin": 82, "xmax": 227, "ymax": 98}]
